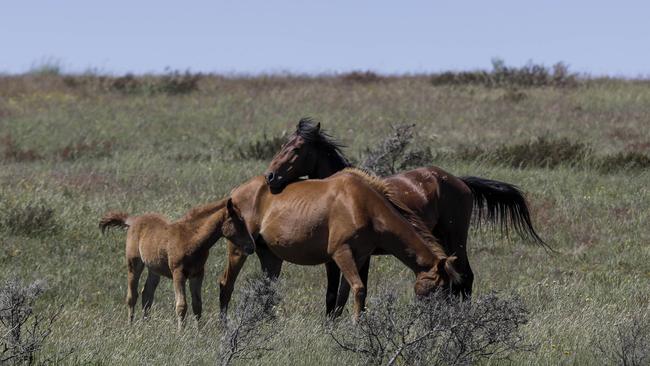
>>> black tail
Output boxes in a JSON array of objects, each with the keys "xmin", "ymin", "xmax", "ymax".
[{"xmin": 460, "ymin": 176, "xmax": 548, "ymax": 248}]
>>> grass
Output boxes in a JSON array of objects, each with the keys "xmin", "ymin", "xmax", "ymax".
[{"xmin": 0, "ymin": 72, "xmax": 649, "ymax": 364}]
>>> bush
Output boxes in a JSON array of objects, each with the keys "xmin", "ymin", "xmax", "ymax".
[
  {"xmin": 361, "ymin": 124, "xmax": 432, "ymax": 176},
  {"xmin": 219, "ymin": 277, "xmax": 281, "ymax": 366},
  {"xmin": 57, "ymin": 140, "xmax": 113, "ymax": 161},
  {"xmin": 1, "ymin": 136, "xmax": 41, "ymax": 162},
  {"xmin": 329, "ymin": 291, "xmax": 534, "ymax": 366},
  {"xmin": 594, "ymin": 314, "xmax": 649, "ymax": 366},
  {"xmin": 109, "ymin": 70, "xmax": 201, "ymax": 95},
  {"xmin": 598, "ymin": 151, "xmax": 650, "ymax": 173},
  {"xmin": 340, "ymin": 71, "xmax": 384, "ymax": 84},
  {"xmin": 430, "ymin": 59, "xmax": 578, "ymax": 88},
  {"xmin": 0, "ymin": 277, "xmax": 65, "ymax": 365},
  {"xmin": 237, "ymin": 133, "xmax": 287, "ymax": 161},
  {"xmin": 0, "ymin": 199, "xmax": 59, "ymax": 237}
]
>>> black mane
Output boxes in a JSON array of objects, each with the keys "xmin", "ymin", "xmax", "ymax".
[{"xmin": 296, "ymin": 117, "xmax": 351, "ymax": 171}]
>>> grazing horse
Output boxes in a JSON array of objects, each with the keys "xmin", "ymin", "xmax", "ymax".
[
  {"xmin": 220, "ymin": 169, "xmax": 460, "ymax": 321},
  {"xmin": 100, "ymin": 198, "xmax": 255, "ymax": 329},
  {"xmin": 263, "ymin": 118, "xmax": 546, "ymax": 316}
]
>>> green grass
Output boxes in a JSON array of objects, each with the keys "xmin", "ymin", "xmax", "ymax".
[{"xmin": 0, "ymin": 74, "xmax": 649, "ymax": 365}]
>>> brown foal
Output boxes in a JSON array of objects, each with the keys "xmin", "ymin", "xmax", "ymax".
[{"xmin": 100, "ymin": 198, "xmax": 254, "ymax": 329}]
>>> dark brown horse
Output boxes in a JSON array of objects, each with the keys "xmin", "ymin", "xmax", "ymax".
[
  {"xmin": 263, "ymin": 118, "xmax": 546, "ymax": 315},
  {"xmin": 220, "ymin": 169, "xmax": 460, "ymax": 321}
]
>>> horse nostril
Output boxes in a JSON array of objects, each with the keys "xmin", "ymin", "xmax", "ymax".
[{"xmin": 266, "ymin": 172, "xmax": 275, "ymax": 183}]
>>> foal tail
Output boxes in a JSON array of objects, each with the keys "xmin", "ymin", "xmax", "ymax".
[
  {"xmin": 99, "ymin": 211, "xmax": 130, "ymax": 234},
  {"xmin": 460, "ymin": 176, "xmax": 548, "ymax": 248}
]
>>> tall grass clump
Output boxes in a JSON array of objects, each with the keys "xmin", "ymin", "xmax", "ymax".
[{"xmin": 329, "ymin": 291, "xmax": 534, "ymax": 365}]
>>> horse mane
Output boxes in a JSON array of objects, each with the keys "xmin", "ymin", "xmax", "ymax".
[
  {"xmin": 296, "ymin": 117, "xmax": 351, "ymax": 171},
  {"xmin": 341, "ymin": 168, "xmax": 448, "ymax": 259},
  {"xmin": 179, "ymin": 197, "xmax": 228, "ymax": 222}
]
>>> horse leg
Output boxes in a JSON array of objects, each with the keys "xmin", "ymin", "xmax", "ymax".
[
  {"xmin": 189, "ymin": 271, "xmax": 204, "ymax": 326},
  {"xmin": 256, "ymin": 241, "xmax": 283, "ymax": 280},
  {"xmin": 333, "ymin": 258, "xmax": 370, "ymax": 318},
  {"xmin": 440, "ymin": 223, "xmax": 473, "ymax": 299},
  {"xmin": 172, "ymin": 269, "xmax": 188, "ymax": 331},
  {"xmin": 141, "ymin": 270, "xmax": 160, "ymax": 319},
  {"xmin": 126, "ymin": 258, "xmax": 144, "ymax": 324},
  {"xmin": 332, "ymin": 246, "xmax": 367, "ymax": 322},
  {"xmin": 219, "ymin": 241, "xmax": 248, "ymax": 317},
  {"xmin": 325, "ymin": 261, "xmax": 341, "ymax": 317}
]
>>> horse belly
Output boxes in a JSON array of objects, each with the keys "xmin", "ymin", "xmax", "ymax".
[
  {"xmin": 139, "ymin": 242, "xmax": 172, "ymax": 278},
  {"xmin": 260, "ymin": 226, "xmax": 330, "ymax": 265}
]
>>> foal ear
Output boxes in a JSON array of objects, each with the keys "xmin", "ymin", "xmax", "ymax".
[{"xmin": 226, "ymin": 198, "xmax": 236, "ymax": 215}]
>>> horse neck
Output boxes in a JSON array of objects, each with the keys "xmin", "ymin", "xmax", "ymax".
[
  {"xmin": 379, "ymin": 220, "xmax": 443, "ymax": 274},
  {"xmin": 312, "ymin": 152, "xmax": 344, "ymax": 179},
  {"xmin": 180, "ymin": 199, "xmax": 228, "ymax": 250}
]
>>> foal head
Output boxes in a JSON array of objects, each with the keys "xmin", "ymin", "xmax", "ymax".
[
  {"xmin": 414, "ymin": 256, "xmax": 461, "ymax": 297},
  {"xmin": 222, "ymin": 199, "xmax": 255, "ymax": 255},
  {"xmin": 265, "ymin": 118, "xmax": 349, "ymax": 190}
]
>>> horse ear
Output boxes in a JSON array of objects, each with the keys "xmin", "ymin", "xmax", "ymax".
[
  {"xmin": 440, "ymin": 256, "xmax": 461, "ymax": 285},
  {"xmin": 315, "ymin": 122, "xmax": 321, "ymax": 133}
]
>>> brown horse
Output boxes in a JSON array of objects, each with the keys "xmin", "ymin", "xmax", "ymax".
[
  {"xmin": 221, "ymin": 169, "xmax": 460, "ymax": 321},
  {"xmin": 100, "ymin": 198, "xmax": 254, "ymax": 329},
  {"xmin": 264, "ymin": 118, "xmax": 546, "ymax": 315}
]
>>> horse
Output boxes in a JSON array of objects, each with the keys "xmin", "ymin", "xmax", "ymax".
[
  {"xmin": 220, "ymin": 169, "xmax": 461, "ymax": 321},
  {"xmin": 100, "ymin": 198, "xmax": 255, "ymax": 330},
  {"xmin": 263, "ymin": 118, "xmax": 546, "ymax": 316}
]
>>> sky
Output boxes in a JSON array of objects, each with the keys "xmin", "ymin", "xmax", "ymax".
[{"xmin": 1, "ymin": 1, "xmax": 649, "ymax": 76}]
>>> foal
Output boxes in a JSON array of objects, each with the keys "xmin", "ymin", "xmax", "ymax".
[{"xmin": 100, "ymin": 198, "xmax": 254, "ymax": 329}]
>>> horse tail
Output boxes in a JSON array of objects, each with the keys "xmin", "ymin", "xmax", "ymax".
[
  {"xmin": 460, "ymin": 176, "xmax": 548, "ymax": 248},
  {"xmin": 99, "ymin": 211, "xmax": 131, "ymax": 234}
]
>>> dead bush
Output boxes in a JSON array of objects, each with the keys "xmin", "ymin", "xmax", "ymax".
[
  {"xmin": 0, "ymin": 277, "xmax": 66, "ymax": 365},
  {"xmin": 362, "ymin": 124, "xmax": 434, "ymax": 176},
  {"xmin": 219, "ymin": 277, "xmax": 281, "ymax": 366},
  {"xmin": 329, "ymin": 291, "xmax": 534, "ymax": 366},
  {"xmin": 594, "ymin": 313, "xmax": 650, "ymax": 366}
]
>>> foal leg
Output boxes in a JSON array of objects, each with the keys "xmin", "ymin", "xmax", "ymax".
[
  {"xmin": 126, "ymin": 258, "xmax": 144, "ymax": 324},
  {"xmin": 172, "ymin": 269, "xmax": 188, "ymax": 331},
  {"xmin": 332, "ymin": 246, "xmax": 367, "ymax": 322},
  {"xmin": 334, "ymin": 258, "xmax": 370, "ymax": 318},
  {"xmin": 325, "ymin": 261, "xmax": 341, "ymax": 317},
  {"xmin": 141, "ymin": 271, "xmax": 160, "ymax": 319},
  {"xmin": 189, "ymin": 271, "xmax": 204, "ymax": 326},
  {"xmin": 219, "ymin": 241, "xmax": 248, "ymax": 317}
]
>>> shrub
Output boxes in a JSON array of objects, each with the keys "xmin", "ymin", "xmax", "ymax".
[
  {"xmin": 430, "ymin": 59, "xmax": 578, "ymax": 88},
  {"xmin": 329, "ymin": 291, "xmax": 534, "ymax": 366},
  {"xmin": 57, "ymin": 140, "xmax": 113, "ymax": 161},
  {"xmin": 237, "ymin": 133, "xmax": 287, "ymax": 161},
  {"xmin": 0, "ymin": 199, "xmax": 59, "ymax": 237},
  {"xmin": 340, "ymin": 71, "xmax": 384, "ymax": 84},
  {"xmin": 219, "ymin": 277, "xmax": 281, "ymax": 366},
  {"xmin": 1, "ymin": 136, "xmax": 41, "ymax": 162},
  {"xmin": 598, "ymin": 151, "xmax": 650, "ymax": 173},
  {"xmin": 0, "ymin": 277, "xmax": 65, "ymax": 365},
  {"xmin": 594, "ymin": 313, "xmax": 649, "ymax": 366},
  {"xmin": 361, "ymin": 124, "xmax": 433, "ymax": 176}
]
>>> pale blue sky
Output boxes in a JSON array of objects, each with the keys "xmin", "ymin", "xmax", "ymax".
[{"xmin": 1, "ymin": 1, "xmax": 648, "ymax": 76}]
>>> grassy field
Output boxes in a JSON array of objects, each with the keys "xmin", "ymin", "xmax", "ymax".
[{"xmin": 1, "ymin": 72, "xmax": 649, "ymax": 365}]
